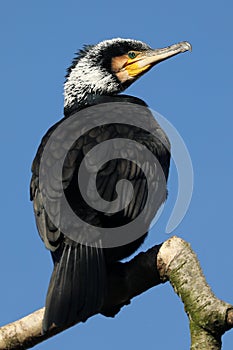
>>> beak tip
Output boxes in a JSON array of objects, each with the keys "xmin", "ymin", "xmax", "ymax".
[{"xmin": 182, "ymin": 41, "xmax": 192, "ymax": 53}]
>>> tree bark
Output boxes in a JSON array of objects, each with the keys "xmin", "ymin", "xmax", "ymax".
[
  {"xmin": 0, "ymin": 236, "xmax": 232, "ymax": 350},
  {"xmin": 157, "ymin": 237, "xmax": 233, "ymax": 350}
]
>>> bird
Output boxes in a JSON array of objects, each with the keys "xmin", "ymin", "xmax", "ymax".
[{"xmin": 30, "ymin": 38, "xmax": 191, "ymax": 333}]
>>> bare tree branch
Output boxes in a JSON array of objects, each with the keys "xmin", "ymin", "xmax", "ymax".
[
  {"xmin": 0, "ymin": 236, "xmax": 232, "ymax": 349},
  {"xmin": 157, "ymin": 237, "xmax": 233, "ymax": 350}
]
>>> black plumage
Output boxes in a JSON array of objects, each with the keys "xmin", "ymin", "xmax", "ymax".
[{"xmin": 30, "ymin": 38, "xmax": 191, "ymax": 332}]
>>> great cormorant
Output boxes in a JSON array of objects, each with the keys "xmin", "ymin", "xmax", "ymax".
[{"xmin": 30, "ymin": 38, "xmax": 191, "ymax": 332}]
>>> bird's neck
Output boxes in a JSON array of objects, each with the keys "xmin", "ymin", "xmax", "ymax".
[{"xmin": 64, "ymin": 94, "xmax": 148, "ymax": 117}]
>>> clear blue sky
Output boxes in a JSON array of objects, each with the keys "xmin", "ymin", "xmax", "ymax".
[{"xmin": 1, "ymin": 1, "xmax": 233, "ymax": 349}]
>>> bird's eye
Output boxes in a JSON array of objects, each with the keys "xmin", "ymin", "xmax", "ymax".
[{"xmin": 128, "ymin": 51, "xmax": 137, "ymax": 59}]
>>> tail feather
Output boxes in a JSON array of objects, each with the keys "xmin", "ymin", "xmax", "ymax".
[
  {"xmin": 84, "ymin": 243, "xmax": 106, "ymax": 317},
  {"xmin": 42, "ymin": 241, "xmax": 106, "ymax": 333}
]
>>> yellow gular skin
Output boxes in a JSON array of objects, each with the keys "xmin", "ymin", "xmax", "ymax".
[{"xmin": 124, "ymin": 60, "xmax": 151, "ymax": 78}]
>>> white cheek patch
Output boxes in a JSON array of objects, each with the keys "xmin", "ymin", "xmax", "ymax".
[{"xmin": 64, "ymin": 57, "xmax": 120, "ymax": 108}]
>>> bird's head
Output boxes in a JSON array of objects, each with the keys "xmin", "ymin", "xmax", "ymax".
[{"xmin": 64, "ymin": 38, "xmax": 191, "ymax": 109}]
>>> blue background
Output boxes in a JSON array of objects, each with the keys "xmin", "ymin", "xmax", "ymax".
[{"xmin": 1, "ymin": 1, "xmax": 233, "ymax": 349}]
